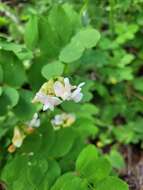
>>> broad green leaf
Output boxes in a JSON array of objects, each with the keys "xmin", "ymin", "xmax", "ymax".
[
  {"xmin": 76, "ymin": 117, "xmax": 98, "ymax": 138},
  {"xmin": 0, "ymin": 39, "xmax": 23, "ymax": 52},
  {"xmin": 51, "ymin": 173, "xmax": 87, "ymax": 190},
  {"xmin": 0, "ymin": 39, "xmax": 33, "ymax": 60},
  {"xmin": 24, "ymin": 14, "xmax": 39, "ymax": 49},
  {"xmin": 59, "ymin": 41, "xmax": 84, "ymax": 63},
  {"xmin": 39, "ymin": 123, "xmax": 55, "ymax": 157},
  {"xmin": 59, "ymin": 139, "xmax": 85, "ymax": 172},
  {"xmin": 48, "ymin": 5, "xmax": 73, "ymax": 46},
  {"xmin": 0, "ymin": 50, "xmax": 27, "ymax": 87},
  {"xmin": 3, "ymin": 86, "xmax": 19, "ymax": 107},
  {"xmin": 41, "ymin": 61, "xmax": 64, "ymax": 80},
  {"xmin": 63, "ymin": 4, "xmax": 81, "ymax": 31},
  {"xmin": 0, "ymin": 86, "xmax": 19, "ymax": 115},
  {"xmin": 72, "ymin": 28, "xmax": 100, "ymax": 49},
  {"xmin": 106, "ymin": 150, "xmax": 125, "ymax": 169},
  {"xmin": 1, "ymin": 155, "xmax": 28, "ymax": 185},
  {"xmin": 76, "ymin": 145, "xmax": 111, "ymax": 183},
  {"xmin": 80, "ymin": 103, "xmax": 99, "ymax": 115},
  {"xmin": 27, "ymin": 157, "xmax": 49, "ymax": 187},
  {"xmin": 59, "ymin": 28, "xmax": 100, "ymax": 63},
  {"xmin": 38, "ymin": 16, "xmax": 60, "ymax": 58},
  {"xmin": 41, "ymin": 160, "xmax": 61, "ymax": 189},
  {"xmin": 13, "ymin": 89, "xmax": 37, "ymax": 121},
  {"xmin": 76, "ymin": 145, "xmax": 98, "ymax": 172},
  {"xmin": 13, "ymin": 174, "xmax": 35, "ymax": 190},
  {"xmin": 28, "ymin": 57, "xmax": 45, "ymax": 90},
  {"xmin": 96, "ymin": 176, "xmax": 129, "ymax": 190},
  {"xmin": 48, "ymin": 128, "xmax": 76, "ymax": 158},
  {"xmin": 20, "ymin": 132, "xmax": 42, "ymax": 154},
  {"xmin": 86, "ymin": 158, "xmax": 112, "ymax": 182}
]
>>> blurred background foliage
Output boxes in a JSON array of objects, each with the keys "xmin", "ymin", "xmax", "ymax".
[{"xmin": 0, "ymin": 0, "xmax": 143, "ymax": 189}]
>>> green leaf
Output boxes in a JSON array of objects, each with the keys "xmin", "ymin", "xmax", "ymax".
[
  {"xmin": 41, "ymin": 61, "xmax": 64, "ymax": 80},
  {"xmin": 13, "ymin": 174, "xmax": 35, "ymax": 190},
  {"xmin": 20, "ymin": 133, "xmax": 42, "ymax": 154},
  {"xmin": 76, "ymin": 145, "xmax": 98, "ymax": 172},
  {"xmin": 39, "ymin": 123, "xmax": 55, "ymax": 157},
  {"xmin": 51, "ymin": 173, "xmax": 87, "ymax": 190},
  {"xmin": 0, "ymin": 39, "xmax": 33, "ymax": 60},
  {"xmin": 0, "ymin": 86, "xmax": 19, "ymax": 115},
  {"xmin": 96, "ymin": 176, "xmax": 129, "ymax": 190},
  {"xmin": 24, "ymin": 14, "xmax": 39, "ymax": 49},
  {"xmin": 48, "ymin": 128, "xmax": 76, "ymax": 158},
  {"xmin": 28, "ymin": 57, "xmax": 45, "ymax": 90},
  {"xmin": 106, "ymin": 150, "xmax": 125, "ymax": 169},
  {"xmin": 48, "ymin": 5, "xmax": 73, "ymax": 46},
  {"xmin": 41, "ymin": 160, "xmax": 61, "ymax": 189},
  {"xmin": 73, "ymin": 28, "xmax": 100, "ymax": 49},
  {"xmin": 0, "ymin": 50, "xmax": 27, "ymax": 87},
  {"xmin": 1, "ymin": 155, "xmax": 28, "ymax": 186},
  {"xmin": 3, "ymin": 86, "xmax": 19, "ymax": 107},
  {"xmin": 76, "ymin": 145, "xmax": 111, "ymax": 183},
  {"xmin": 59, "ymin": 28, "xmax": 100, "ymax": 63},
  {"xmin": 59, "ymin": 40, "xmax": 84, "ymax": 63},
  {"xmin": 62, "ymin": 4, "xmax": 81, "ymax": 32},
  {"xmin": 27, "ymin": 157, "xmax": 49, "ymax": 187},
  {"xmin": 38, "ymin": 16, "xmax": 60, "ymax": 58},
  {"xmin": 13, "ymin": 89, "xmax": 37, "ymax": 121}
]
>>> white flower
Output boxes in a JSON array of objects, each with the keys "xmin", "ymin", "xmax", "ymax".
[
  {"xmin": 32, "ymin": 78, "xmax": 85, "ymax": 112},
  {"xmin": 33, "ymin": 91, "xmax": 62, "ymax": 111},
  {"xmin": 54, "ymin": 78, "xmax": 74, "ymax": 100},
  {"xmin": 51, "ymin": 113, "xmax": 76, "ymax": 130},
  {"xmin": 71, "ymin": 82, "xmax": 85, "ymax": 102},
  {"xmin": 51, "ymin": 115, "xmax": 63, "ymax": 126},
  {"xmin": 26, "ymin": 113, "xmax": 40, "ymax": 128},
  {"xmin": 54, "ymin": 78, "xmax": 85, "ymax": 102},
  {"xmin": 12, "ymin": 127, "xmax": 25, "ymax": 148}
]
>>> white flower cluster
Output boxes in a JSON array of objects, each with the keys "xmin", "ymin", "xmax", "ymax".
[
  {"xmin": 51, "ymin": 113, "xmax": 76, "ymax": 130},
  {"xmin": 8, "ymin": 78, "xmax": 84, "ymax": 153},
  {"xmin": 32, "ymin": 77, "xmax": 85, "ymax": 111}
]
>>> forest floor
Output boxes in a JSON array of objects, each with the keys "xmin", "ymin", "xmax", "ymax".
[{"xmin": 120, "ymin": 145, "xmax": 143, "ymax": 190}]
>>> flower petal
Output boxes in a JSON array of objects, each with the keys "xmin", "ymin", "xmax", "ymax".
[
  {"xmin": 71, "ymin": 88, "xmax": 83, "ymax": 102},
  {"xmin": 54, "ymin": 81, "xmax": 65, "ymax": 98},
  {"xmin": 12, "ymin": 127, "xmax": 25, "ymax": 148}
]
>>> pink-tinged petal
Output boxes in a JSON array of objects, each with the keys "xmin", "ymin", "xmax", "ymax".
[
  {"xmin": 71, "ymin": 88, "xmax": 83, "ymax": 102},
  {"xmin": 54, "ymin": 81, "xmax": 65, "ymax": 98},
  {"xmin": 34, "ymin": 91, "xmax": 47, "ymax": 104},
  {"xmin": 33, "ymin": 91, "xmax": 62, "ymax": 111},
  {"xmin": 50, "ymin": 96, "xmax": 62, "ymax": 105},
  {"xmin": 72, "ymin": 92, "xmax": 83, "ymax": 102}
]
